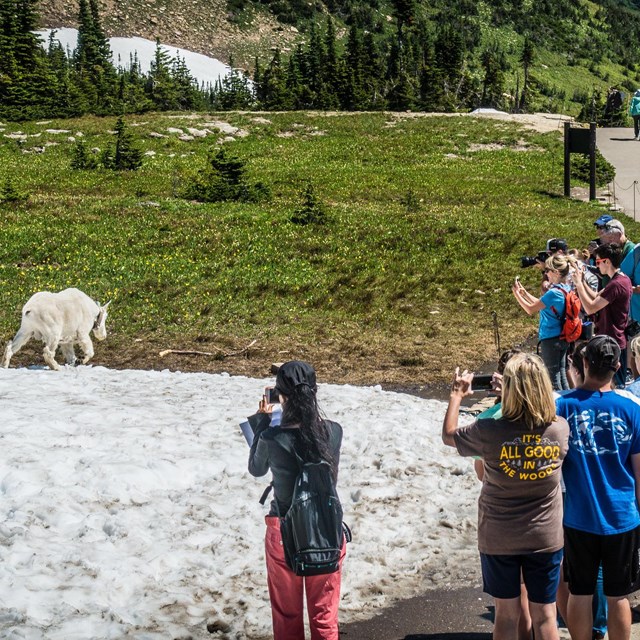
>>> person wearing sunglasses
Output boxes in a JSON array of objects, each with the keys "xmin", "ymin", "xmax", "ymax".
[
  {"xmin": 573, "ymin": 244, "xmax": 632, "ymax": 387},
  {"xmin": 512, "ymin": 254, "xmax": 574, "ymax": 390}
]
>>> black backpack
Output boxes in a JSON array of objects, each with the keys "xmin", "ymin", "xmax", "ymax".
[
  {"xmin": 260, "ymin": 435, "xmax": 350, "ymax": 577},
  {"xmin": 280, "ymin": 454, "xmax": 345, "ymax": 576}
]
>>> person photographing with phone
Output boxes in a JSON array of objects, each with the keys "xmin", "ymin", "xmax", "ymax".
[
  {"xmin": 442, "ymin": 353, "xmax": 569, "ymax": 640},
  {"xmin": 512, "ymin": 255, "xmax": 575, "ymax": 390},
  {"xmin": 248, "ymin": 360, "xmax": 346, "ymax": 640}
]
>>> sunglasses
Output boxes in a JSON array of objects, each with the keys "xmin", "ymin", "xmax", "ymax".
[{"xmin": 595, "ymin": 258, "xmax": 607, "ymax": 265}]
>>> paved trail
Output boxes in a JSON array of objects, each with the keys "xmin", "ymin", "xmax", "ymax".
[{"xmin": 596, "ymin": 127, "xmax": 640, "ymax": 222}]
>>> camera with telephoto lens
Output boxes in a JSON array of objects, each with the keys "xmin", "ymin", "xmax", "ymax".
[{"xmin": 520, "ymin": 251, "xmax": 550, "ymax": 268}]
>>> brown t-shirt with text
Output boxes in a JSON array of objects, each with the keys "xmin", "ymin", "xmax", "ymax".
[{"xmin": 454, "ymin": 417, "xmax": 569, "ymax": 555}]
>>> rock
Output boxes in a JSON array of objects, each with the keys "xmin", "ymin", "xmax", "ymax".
[
  {"xmin": 148, "ymin": 132, "xmax": 167, "ymax": 138},
  {"xmin": 67, "ymin": 136, "xmax": 76, "ymax": 142},
  {"xmin": 186, "ymin": 127, "xmax": 209, "ymax": 137},
  {"xmin": 45, "ymin": 129, "xmax": 71, "ymax": 134},
  {"xmin": 251, "ymin": 117, "xmax": 271, "ymax": 125},
  {"xmin": 203, "ymin": 121, "xmax": 238, "ymax": 135},
  {"xmin": 144, "ymin": 150, "xmax": 156, "ymax": 156},
  {"xmin": 178, "ymin": 134, "xmax": 195, "ymax": 141},
  {"xmin": 5, "ymin": 133, "xmax": 27, "ymax": 140},
  {"xmin": 166, "ymin": 127, "xmax": 183, "ymax": 134}
]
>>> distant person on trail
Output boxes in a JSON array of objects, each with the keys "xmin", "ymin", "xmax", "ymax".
[
  {"xmin": 512, "ymin": 254, "xmax": 574, "ymax": 390},
  {"xmin": 629, "ymin": 89, "xmax": 640, "ymax": 140},
  {"xmin": 555, "ymin": 336, "xmax": 640, "ymax": 640},
  {"xmin": 443, "ymin": 353, "xmax": 569, "ymax": 640}
]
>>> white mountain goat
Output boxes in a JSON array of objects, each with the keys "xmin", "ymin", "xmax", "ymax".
[{"xmin": 2, "ymin": 288, "xmax": 111, "ymax": 371}]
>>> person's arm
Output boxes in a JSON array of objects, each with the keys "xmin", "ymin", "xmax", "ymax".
[
  {"xmin": 512, "ymin": 282, "xmax": 545, "ymax": 315},
  {"xmin": 248, "ymin": 397, "xmax": 274, "ymax": 477},
  {"xmin": 442, "ymin": 368, "xmax": 474, "ymax": 447},
  {"xmin": 631, "ymin": 453, "xmax": 640, "ymax": 511},
  {"xmin": 575, "ymin": 271, "xmax": 609, "ymax": 315}
]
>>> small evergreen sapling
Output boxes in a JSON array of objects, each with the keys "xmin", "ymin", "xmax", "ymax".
[
  {"xmin": 0, "ymin": 178, "xmax": 28, "ymax": 204},
  {"xmin": 70, "ymin": 138, "xmax": 98, "ymax": 169},
  {"xmin": 182, "ymin": 146, "xmax": 269, "ymax": 203},
  {"xmin": 291, "ymin": 182, "xmax": 327, "ymax": 225}
]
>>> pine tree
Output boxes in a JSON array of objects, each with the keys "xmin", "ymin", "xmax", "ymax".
[
  {"xmin": 324, "ymin": 17, "xmax": 340, "ymax": 108},
  {"xmin": 480, "ymin": 45, "xmax": 506, "ymax": 109},
  {"xmin": 519, "ymin": 36, "xmax": 535, "ymax": 111},
  {"xmin": 148, "ymin": 40, "xmax": 178, "ymax": 110},
  {"xmin": 109, "ymin": 116, "xmax": 143, "ymax": 171},
  {"xmin": 259, "ymin": 49, "xmax": 288, "ymax": 109}
]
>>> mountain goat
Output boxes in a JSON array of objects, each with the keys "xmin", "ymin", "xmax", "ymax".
[{"xmin": 2, "ymin": 288, "xmax": 111, "ymax": 371}]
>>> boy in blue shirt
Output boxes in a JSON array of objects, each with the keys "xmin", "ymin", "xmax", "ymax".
[{"xmin": 556, "ymin": 336, "xmax": 640, "ymax": 640}]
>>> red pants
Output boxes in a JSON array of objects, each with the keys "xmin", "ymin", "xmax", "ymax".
[{"xmin": 265, "ymin": 516, "xmax": 346, "ymax": 640}]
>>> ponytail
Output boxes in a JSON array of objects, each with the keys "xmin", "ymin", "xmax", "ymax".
[{"xmin": 281, "ymin": 385, "xmax": 336, "ymax": 479}]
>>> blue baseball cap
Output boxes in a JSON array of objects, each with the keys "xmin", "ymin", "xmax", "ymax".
[{"xmin": 594, "ymin": 214, "xmax": 614, "ymax": 227}]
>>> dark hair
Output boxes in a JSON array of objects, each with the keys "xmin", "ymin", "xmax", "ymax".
[
  {"xmin": 497, "ymin": 347, "xmax": 523, "ymax": 375},
  {"xmin": 594, "ymin": 243, "xmax": 623, "ymax": 268},
  {"xmin": 568, "ymin": 340, "xmax": 588, "ymax": 380},
  {"xmin": 280, "ymin": 385, "xmax": 336, "ymax": 479}
]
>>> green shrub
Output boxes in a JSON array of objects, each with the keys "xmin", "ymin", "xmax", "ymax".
[
  {"xmin": 182, "ymin": 146, "xmax": 270, "ymax": 203},
  {"xmin": 291, "ymin": 182, "xmax": 327, "ymax": 225},
  {"xmin": 70, "ymin": 138, "xmax": 99, "ymax": 170},
  {"xmin": 571, "ymin": 150, "xmax": 615, "ymax": 188},
  {"xmin": 0, "ymin": 178, "xmax": 28, "ymax": 204}
]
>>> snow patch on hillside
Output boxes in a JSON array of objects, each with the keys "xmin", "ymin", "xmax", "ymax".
[{"xmin": 36, "ymin": 28, "xmax": 234, "ymax": 87}]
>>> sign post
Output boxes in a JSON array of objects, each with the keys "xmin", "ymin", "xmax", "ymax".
[{"xmin": 564, "ymin": 122, "xmax": 597, "ymax": 200}]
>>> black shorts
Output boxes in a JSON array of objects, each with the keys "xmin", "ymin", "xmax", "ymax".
[{"xmin": 563, "ymin": 525, "xmax": 640, "ymax": 597}]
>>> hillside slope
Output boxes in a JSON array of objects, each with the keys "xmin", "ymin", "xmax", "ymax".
[
  {"xmin": 37, "ymin": 0, "xmax": 640, "ymax": 116},
  {"xmin": 37, "ymin": 0, "xmax": 299, "ymax": 69}
]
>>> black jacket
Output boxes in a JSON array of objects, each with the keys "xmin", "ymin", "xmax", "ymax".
[{"xmin": 248, "ymin": 416, "xmax": 343, "ymax": 516}]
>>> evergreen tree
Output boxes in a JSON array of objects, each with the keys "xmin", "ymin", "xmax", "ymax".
[
  {"xmin": 74, "ymin": 0, "xmax": 116, "ymax": 113},
  {"xmin": 324, "ymin": 17, "xmax": 340, "ymax": 108},
  {"xmin": 148, "ymin": 40, "xmax": 178, "ymax": 110},
  {"xmin": 519, "ymin": 36, "xmax": 535, "ymax": 111},
  {"xmin": 259, "ymin": 49, "xmax": 288, "ymax": 109},
  {"xmin": 480, "ymin": 45, "xmax": 506, "ymax": 109},
  {"xmin": 390, "ymin": 0, "xmax": 416, "ymax": 32},
  {"xmin": 108, "ymin": 116, "xmax": 143, "ymax": 170},
  {"xmin": 70, "ymin": 137, "xmax": 98, "ymax": 169},
  {"xmin": 182, "ymin": 146, "xmax": 269, "ymax": 203}
]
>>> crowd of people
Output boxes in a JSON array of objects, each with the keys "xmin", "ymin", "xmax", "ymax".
[
  {"xmin": 512, "ymin": 214, "xmax": 640, "ymax": 390},
  {"xmin": 241, "ymin": 215, "xmax": 640, "ymax": 640},
  {"xmin": 443, "ymin": 213, "xmax": 640, "ymax": 640}
]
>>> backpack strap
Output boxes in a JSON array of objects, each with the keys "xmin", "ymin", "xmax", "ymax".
[
  {"xmin": 548, "ymin": 284, "xmax": 567, "ymax": 321},
  {"xmin": 259, "ymin": 483, "xmax": 274, "ymax": 505},
  {"xmin": 632, "ymin": 244, "xmax": 640, "ymax": 285}
]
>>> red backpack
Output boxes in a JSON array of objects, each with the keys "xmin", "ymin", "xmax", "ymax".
[{"xmin": 550, "ymin": 286, "xmax": 583, "ymax": 343}]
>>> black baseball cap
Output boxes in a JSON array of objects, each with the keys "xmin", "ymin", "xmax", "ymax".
[
  {"xmin": 274, "ymin": 360, "xmax": 317, "ymax": 396},
  {"xmin": 546, "ymin": 238, "xmax": 568, "ymax": 253},
  {"xmin": 585, "ymin": 335, "xmax": 620, "ymax": 372}
]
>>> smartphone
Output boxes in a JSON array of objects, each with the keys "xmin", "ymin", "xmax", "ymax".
[
  {"xmin": 473, "ymin": 374, "xmax": 494, "ymax": 390},
  {"xmin": 265, "ymin": 387, "xmax": 280, "ymax": 404}
]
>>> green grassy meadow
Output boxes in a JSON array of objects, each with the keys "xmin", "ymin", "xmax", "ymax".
[{"xmin": 0, "ymin": 112, "xmax": 631, "ymax": 385}]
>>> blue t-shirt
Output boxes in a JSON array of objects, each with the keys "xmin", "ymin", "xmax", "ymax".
[
  {"xmin": 556, "ymin": 389, "xmax": 640, "ymax": 535},
  {"xmin": 620, "ymin": 245, "xmax": 640, "ymax": 322},
  {"xmin": 539, "ymin": 285, "xmax": 568, "ymax": 340}
]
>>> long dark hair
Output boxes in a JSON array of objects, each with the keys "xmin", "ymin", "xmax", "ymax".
[{"xmin": 281, "ymin": 384, "xmax": 337, "ymax": 478}]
